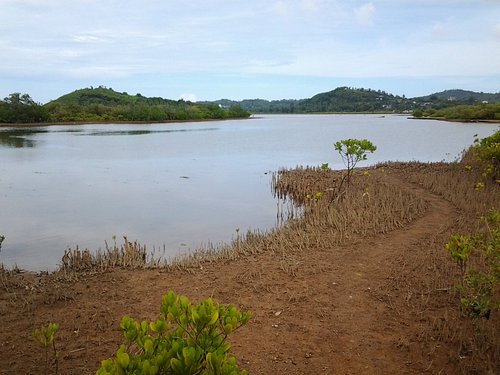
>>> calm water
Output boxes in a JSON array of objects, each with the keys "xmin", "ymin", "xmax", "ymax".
[{"xmin": 0, "ymin": 114, "xmax": 497, "ymax": 270}]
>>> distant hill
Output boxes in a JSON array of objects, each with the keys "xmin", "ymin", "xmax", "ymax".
[
  {"xmin": 207, "ymin": 87, "xmax": 414, "ymax": 113},
  {"xmin": 0, "ymin": 87, "xmax": 250, "ymax": 123},
  {"xmin": 206, "ymin": 87, "xmax": 500, "ymax": 114},
  {"xmin": 414, "ymin": 89, "xmax": 500, "ymax": 103},
  {"xmin": 49, "ymin": 86, "xmax": 179, "ymax": 107},
  {"xmin": 3, "ymin": 86, "xmax": 499, "ymax": 123},
  {"xmin": 298, "ymin": 87, "xmax": 412, "ymax": 112}
]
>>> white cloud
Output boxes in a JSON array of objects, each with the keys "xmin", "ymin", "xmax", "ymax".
[
  {"xmin": 300, "ymin": 0, "xmax": 320, "ymax": 12},
  {"xmin": 272, "ymin": 1, "xmax": 289, "ymax": 17},
  {"xmin": 431, "ymin": 23, "xmax": 446, "ymax": 37},
  {"xmin": 355, "ymin": 2, "xmax": 375, "ymax": 27},
  {"xmin": 180, "ymin": 93, "xmax": 197, "ymax": 102},
  {"xmin": 72, "ymin": 33, "xmax": 107, "ymax": 44}
]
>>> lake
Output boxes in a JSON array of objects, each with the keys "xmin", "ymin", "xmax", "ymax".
[{"xmin": 0, "ymin": 114, "xmax": 498, "ymax": 270}]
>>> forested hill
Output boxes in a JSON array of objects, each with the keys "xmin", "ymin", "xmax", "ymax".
[
  {"xmin": 207, "ymin": 87, "xmax": 500, "ymax": 114},
  {"xmin": 299, "ymin": 87, "xmax": 411, "ymax": 112},
  {"xmin": 206, "ymin": 87, "xmax": 412, "ymax": 113},
  {"xmin": 51, "ymin": 87, "xmax": 179, "ymax": 106},
  {"xmin": 2, "ymin": 86, "xmax": 499, "ymax": 123},
  {"xmin": 0, "ymin": 87, "xmax": 250, "ymax": 123},
  {"xmin": 414, "ymin": 89, "xmax": 500, "ymax": 103}
]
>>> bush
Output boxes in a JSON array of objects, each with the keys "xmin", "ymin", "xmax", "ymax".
[
  {"xmin": 473, "ymin": 130, "xmax": 500, "ymax": 180},
  {"xmin": 446, "ymin": 210, "xmax": 499, "ymax": 319},
  {"xmin": 97, "ymin": 291, "xmax": 251, "ymax": 375}
]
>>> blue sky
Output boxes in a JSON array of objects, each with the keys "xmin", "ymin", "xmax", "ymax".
[{"xmin": 1, "ymin": 0, "xmax": 499, "ymax": 103}]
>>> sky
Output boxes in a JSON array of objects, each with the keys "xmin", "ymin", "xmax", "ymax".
[{"xmin": 0, "ymin": 0, "xmax": 499, "ymax": 103}]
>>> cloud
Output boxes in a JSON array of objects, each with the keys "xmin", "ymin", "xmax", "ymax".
[
  {"xmin": 72, "ymin": 33, "xmax": 107, "ymax": 44},
  {"xmin": 180, "ymin": 93, "xmax": 198, "ymax": 102},
  {"xmin": 300, "ymin": 0, "xmax": 321, "ymax": 12},
  {"xmin": 431, "ymin": 23, "xmax": 447, "ymax": 37},
  {"xmin": 272, "ymin": 1, "xmax": 289, "ymax": 17},
  {"xmin": 355, "ymin": 2, "xmax": 375, "ymax": 26},
  {"xmin": 0, "ymin": 0, "xmax": 499, "ymax": 102}
]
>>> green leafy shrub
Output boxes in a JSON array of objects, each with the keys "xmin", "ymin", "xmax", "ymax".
[
  {"xmin": 473, "ymin": 130, "xmax": 500, "ymax": 180},
  {"xmin": 97, "ymin": 291, "xmax": 251, "ymax": 375},
  {"xmin": 32, "ymin": 322, "xmax": 60, "ymax": 374},
  {"xmin": 446, "ymin": 210, "xmax": 499, "ymax": 319}
]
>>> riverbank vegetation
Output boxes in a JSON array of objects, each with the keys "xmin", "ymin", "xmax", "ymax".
[
  {"xmin": 413, "ymin": 102, "xmax": 500, "ymax": 122},
  {"xmin": 3, "ymin": 86, "xmax": 499, "ymax": 123},
  {"xmin": 0, "ymin": 87, "xmax": 250, "ymax": 124}
]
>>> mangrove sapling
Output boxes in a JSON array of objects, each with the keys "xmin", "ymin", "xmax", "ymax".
[
  {"xmin": 445, "ymin": 210, "xmax": 499, "ymax": 320},
  {"xmin": 328, "ymin": 138, "xmax": 376, "ymax": 204},
  {"xmin": 97, "ymin": 290, "xmax": 251, "ymax": 375},
  {"xmin": 334, "ymin": 139, "xmax": 377, "ymax": 189},
  {"xmin": 32, "ymin": 322, "xmax": 60, "ymax": 374}
]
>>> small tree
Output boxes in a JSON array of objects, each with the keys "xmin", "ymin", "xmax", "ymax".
[{"xmin": 334, "ymin": 139, "xmax": 377, "ymax": 188}]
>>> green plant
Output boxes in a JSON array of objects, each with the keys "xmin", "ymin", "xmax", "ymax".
[
  {"xmin": 473, "ymin": 130, "xmax": 500, "ymax": 181},
  {"xmin": 97, "ymin": 291, "xmax": 251, "ymax": 375},
  {"xmin": 32, "ymin": 322, "xmax": 60, "ymax": 374},
  {"xmin": 329, "ymin": 139, "xmax": 377, "ymax": 206},
  {"xmin": 334, "ymin": 139, "xmax": 376, "ymax": 189},
  {"xmin": 445, "ymin": 210, "xmax": 499, "ymax": 319},
  {"xmin": 445, "ymin": 235, "xmax": 473, "ymax": 274}
]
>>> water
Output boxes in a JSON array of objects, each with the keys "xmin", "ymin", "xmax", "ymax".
[{"xmin": 0, "ymin": 114, "xmax": 497, "ymax": 270}]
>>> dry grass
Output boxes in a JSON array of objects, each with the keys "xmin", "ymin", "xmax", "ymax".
[
  {"xmin": 51, "ymin": 166, "xmax": 427, "ymax": 278},
  {"xmin": 379, "ymin": 156, "xmax": 499, "ymax": 375}
]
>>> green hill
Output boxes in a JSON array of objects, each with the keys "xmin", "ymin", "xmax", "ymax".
[
  {"xmin": 3, "ymin": 86, "xmax": 499, "ymax": 123},
  {"xmin": 43, "ymin": 87, "xmax": 250, "ymax": 123},
  {"xmin": 208, "ymin": 87, "xmax": 414, "ymax": 113},
  {"xmin": 50, "ymin": 86, "xmax": 178, "ymax": 107},
  {"xmin": 208, "ymin": 87, "xmax": 500, "ymax": 114},
  {"xmin": 415, "ymin": 89, "xmax": 500, "ymax": 103},
  {"xmin": 297, "ymin": 87, "xmax": 412, "ymax": 112}
]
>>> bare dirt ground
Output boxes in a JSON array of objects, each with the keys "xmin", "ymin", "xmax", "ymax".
[{"xmin": 0, "ymin": 165, "xmax": 498, "ymax": 374}]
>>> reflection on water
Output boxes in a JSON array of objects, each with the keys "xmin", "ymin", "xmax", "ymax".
[
  {"xmin": 82, "ymin": 128, "xmax": 219, "ymax": 136},
  {"xmin": 0, "ymin": 126, "xmax": 219, "ymax": 148},
  {"xmin": 0, "ymin": 128, "xmax": 48, "ymax": 148}
]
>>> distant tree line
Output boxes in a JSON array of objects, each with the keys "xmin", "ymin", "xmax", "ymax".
[
  {"xmin": 0, "ymin": 93, "xmax": 50, "ymax": 123},
  {"xmin": 208, "ymin": 87, "xmax": 500, "ymax": 114},
  {"xmin": 0, "ymin": 88, "xmax": 250, "ymax": 124},
  {"xmin": 2, "ymin": 86, "xmax": 499, "ymax": 122},
  {"xmin": 413, "ymin": 103, "xmax": 500, "ymax": 121},
  {"xmin": 209, "ymin": 87, "xmax": 416, "ymax": 113}
]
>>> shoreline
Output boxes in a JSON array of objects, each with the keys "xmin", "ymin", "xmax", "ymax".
[
  {"xmin": 0, "ymin": 116, "xmax": 251, "ymax": 128},
  {"xmin": 411, "ymin": 116, "xmax": 500, "ymax": 123}
]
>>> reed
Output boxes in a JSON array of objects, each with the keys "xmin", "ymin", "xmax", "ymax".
[{"xmin": 51, "ymin": 164, "xmax": 428, "ymax": 278}]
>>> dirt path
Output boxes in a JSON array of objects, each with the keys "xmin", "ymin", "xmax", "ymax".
[{"xmin": 0, "ymin": 173, "xmax": 460, "ymax": 374}]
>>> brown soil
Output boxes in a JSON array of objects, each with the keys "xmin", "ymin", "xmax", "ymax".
[{"xmin": 0, "ymin": 165, "xmax": 498, "ymax": 374}]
